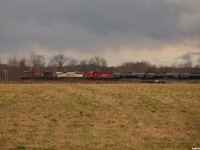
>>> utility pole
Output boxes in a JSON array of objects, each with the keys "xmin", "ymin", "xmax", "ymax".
[{"xmin": 4, "ymin": 70, "xmax": 7, "ymax": 81}]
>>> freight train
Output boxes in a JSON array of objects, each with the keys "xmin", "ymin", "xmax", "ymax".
[{"xmin": 20, "ymin": 71, "xmax": 200, "ymax": 81}]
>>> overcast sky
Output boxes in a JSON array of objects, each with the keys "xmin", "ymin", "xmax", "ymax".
[{"xmin": 0, "ymin": 0, "xmax": 200, "ymax": 66}]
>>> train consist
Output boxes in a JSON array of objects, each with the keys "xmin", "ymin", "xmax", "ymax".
[{"xmin": 20, "ymin": 71, "xmax": 200, "ymax": 81}]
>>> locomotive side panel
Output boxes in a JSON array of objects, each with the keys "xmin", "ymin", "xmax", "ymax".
[
  {"xmin": 85, "ymin": 72, "xmax": 113, "ymax": 79},
  {"xmin": 20, "ymin": 71, "xmax": 43, "ymax": 80},
  {"xmin": 85, "ymin": 72, "xmax": 94, "ymax": 79},
  {"xmin": 95, "ymin": 72, "xmax": 113, "ymax": 79},
  {"xmin": 55, "ymin": 72, "xmax": 84, "ymax": 78}
]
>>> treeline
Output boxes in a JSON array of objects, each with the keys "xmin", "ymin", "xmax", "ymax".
[{"xmin": 0, "ymin": 52, "xmax": 200, "ymax": 80}]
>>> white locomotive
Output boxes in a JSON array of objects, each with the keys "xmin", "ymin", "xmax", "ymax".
[{"xmin": 55, "ymin": 71, "xmax": 84, "ymax": 78}]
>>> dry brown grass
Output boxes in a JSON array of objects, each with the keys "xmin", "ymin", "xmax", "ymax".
[{"xmin": 0, "ymin": 84, "xmax": 200, "ymax": 149}]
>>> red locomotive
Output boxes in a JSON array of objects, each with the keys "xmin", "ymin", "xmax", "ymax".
[
  {"xmin": 85, "ymin": 72, "xmax": 113, "ymax": 79},
  {"xmin": 20, "ymin": 71, "xmax": 43, "ymax": 80},
  {"xmin": 20, "ymin": 71, "xmax": 55, "ymax": 80}
]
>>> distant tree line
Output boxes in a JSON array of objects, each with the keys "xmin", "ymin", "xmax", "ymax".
[{"xmin": 0, "ymin": 52, "xmax": 200, "ymax": 80}]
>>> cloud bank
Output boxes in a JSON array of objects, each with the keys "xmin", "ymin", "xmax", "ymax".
[{"xmin": 0, "ymin": 0, "xmax": 200, "ymax": 66}]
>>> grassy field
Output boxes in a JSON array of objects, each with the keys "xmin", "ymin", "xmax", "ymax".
[{"xmin": 0, "ymin": 84, "xmax": 199, "ymax": 150}]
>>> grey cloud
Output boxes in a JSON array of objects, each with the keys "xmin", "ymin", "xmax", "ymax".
[
  {"xmin": 177, "ymin": 52, "xmax": 200, "ymax": 62},
  {"xmin": 0, "ymin": 0, "xmax": 200, "ymax": 60},
  {"xmin": 73, "ymin": 0, "xmax": 181, "ymax": 39},
  {"xmin": 2, "ymin": 0, "xmax": 181, "ymax": 38},
  {"xmin": 179, "ymin": 53, "xmax": 192, "ymax": 62}
]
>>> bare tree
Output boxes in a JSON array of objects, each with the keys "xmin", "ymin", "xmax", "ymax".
[
  {"xmin": 197, "ymin": 57, "xmax": 200, "ymax": 66},
  {"xmin": 183, "ymin": 61, "xmax": 192, "ymax": 68},
  {"xmin": 29, "ymin": 52, "xmax": 45, "ymax": 72},
  {"xmin": 88, "ymin": 56, "xmax": 108, "ymax": 71},
  {"xmin": 146, "ymin": 65, "xmax": 157, "ymax": 73},
  {"xmin": 115, "ymin": 61, "xmax": 152, "ymax": 73},
  {"xmin": 171, "ymin": 63, "xmax": 178, "ymax": 69},
  {"xmin": 68, "ymin": 58, "xmax": 78, "ymax": 66},
  {"xmin": 194, "ymin": 57, "xmax": 200, "ymax": 68},
  {"xmin": 49, "ymin": 54, "xmax": 67, "ymax": 71},
  {"xmin": 117, "ymin": 61, "xmax": 134, "ymax": 72},
  {"xmin": 7, "ymin": 56, "xmax": 20, "ymax": 80},
  {"xmin": 80, "ymin": 59, "xmax": 87, "ymax": 72},
  {"xmin": 66, "ymin": 58, "xmax": 78, "ymax": 71},
  {"xmin": 178, "ymin": 63, "xmax": 184, "ymax": 68},
  {"xmin": 19, "ymin": 58, "xmax": 29, "ymax": 72}
]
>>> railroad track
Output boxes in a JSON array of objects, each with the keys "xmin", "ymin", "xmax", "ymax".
[{"xmin": 0, "ymin": 79, "xmax": 200, "ymax": 84}]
